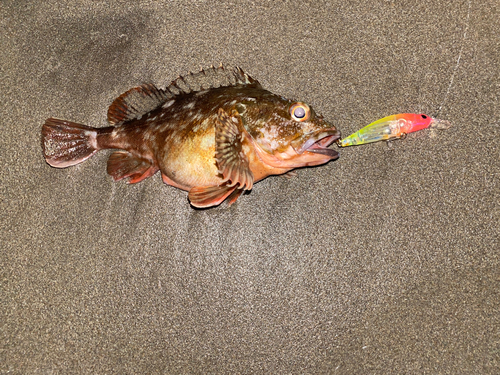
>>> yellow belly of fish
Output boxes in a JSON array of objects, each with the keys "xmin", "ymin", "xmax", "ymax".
[
  {"xmin": 159, "ymin": 129, "xmax": 222, "ymax": 190},
  {"xmin": 158, "ymin": 127, "xmax": 294, "ymax": 191}
]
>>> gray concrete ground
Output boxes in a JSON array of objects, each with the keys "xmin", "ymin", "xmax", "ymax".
[{"xmin": 1, "ymin": 0, "xmax": 499, "ymax": 373}]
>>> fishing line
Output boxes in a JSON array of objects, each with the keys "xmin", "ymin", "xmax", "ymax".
[{"xmin": 434, "ymin": 0, "xmax": 471, "ymax": 118}]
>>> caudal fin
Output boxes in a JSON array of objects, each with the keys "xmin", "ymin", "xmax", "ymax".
[{"xmin": 41, "ymin": 118, "xmax": 100, "ymax": 168}]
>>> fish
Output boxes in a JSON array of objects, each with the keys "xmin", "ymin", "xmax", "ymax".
[
  {"xmin": 41, "ymin": 65, "xmax": 341, "ymax": 208},
  {"xmin": 338, "ymin": 113, "xmax": 452, "ymax": 147}
]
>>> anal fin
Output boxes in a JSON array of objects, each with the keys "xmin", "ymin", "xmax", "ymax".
[
  {"xmin": 188, "ymin": 185, "xmax": 238, "ymax": 208},
  {"xmin": 107, "ymin": 151, "xmax": 158, "ymax": 184}
]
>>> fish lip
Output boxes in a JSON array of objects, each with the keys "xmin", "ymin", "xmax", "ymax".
[{"xmin": 293, "ymin": 129, "xmax": 341, "ymax": 158}]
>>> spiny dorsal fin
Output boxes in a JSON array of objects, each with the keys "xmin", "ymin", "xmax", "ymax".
[
  {"xmin": 107, "ymin": 67, "xmax": 260, "ymax": 125},
  {"xmin": 107, "ymin": 83, "xmax": 172, "ymax": 126},
  {"xmin": 165, "ymin": 65, "xmax": 261, "ymax": 96}
]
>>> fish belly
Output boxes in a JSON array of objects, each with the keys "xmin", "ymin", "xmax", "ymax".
[{"xmin": 157, "ymin": 127, "xmax": 222, "ymax": 190}]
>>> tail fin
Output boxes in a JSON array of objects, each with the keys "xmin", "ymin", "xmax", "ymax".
[{"xmin": 41, "ymin": 118, "xmax": 100, "ymax": 168}]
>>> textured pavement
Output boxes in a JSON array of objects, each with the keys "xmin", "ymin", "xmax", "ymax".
[{"xmin": 1, "ymin": 0, "xmax": 499, "ymax": 373}]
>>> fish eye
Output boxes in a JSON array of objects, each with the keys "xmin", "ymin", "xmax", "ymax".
[
  {"xmin": 421, "ymin": 114, "xmax": 428, "ymax": 119},
  {"xmin": 290, "ymin": 103, "xmax": 311, "ymax": 122}
]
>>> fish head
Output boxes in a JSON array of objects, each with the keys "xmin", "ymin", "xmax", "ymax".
[{"xmin": 238, "ymin": 94, "xmax": 340, "ymax": 169}]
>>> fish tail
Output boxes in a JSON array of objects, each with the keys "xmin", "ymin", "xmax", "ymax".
[{"xmin": 41, "ymin": 118, "xmax": 111, "ymax": 168}]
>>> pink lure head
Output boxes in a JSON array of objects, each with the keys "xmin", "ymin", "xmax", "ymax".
[{"xmin": 397, "ymin": 113, "xmax": 434, "ymax": 134}]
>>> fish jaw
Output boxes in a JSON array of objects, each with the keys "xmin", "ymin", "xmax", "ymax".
[
  {"xmin": 292, "ymin": 129, "xmax": 340, "ymax": 166},
  {"xmin": 252, "ymin": 128, "xmax": 340, "ymax": 169},
  {"xmin": 292, "ymin": 128, "xmax": 340, "ymax": 156}
]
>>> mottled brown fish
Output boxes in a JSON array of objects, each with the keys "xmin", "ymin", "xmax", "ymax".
[{"xmin": 41, "ymin": 66, "xmax": 340, "ymax": 207}]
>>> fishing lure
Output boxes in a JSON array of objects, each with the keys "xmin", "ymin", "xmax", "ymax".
[{"xmin": 338, "ymin": 113, "xmax": 452, "ymax": 147}]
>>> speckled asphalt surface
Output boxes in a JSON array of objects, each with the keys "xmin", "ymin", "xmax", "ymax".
[{"xmin": 2, "ymin": 1, "xmax": 498, "ymax": 373}]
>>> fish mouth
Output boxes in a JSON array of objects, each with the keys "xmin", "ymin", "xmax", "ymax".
[{"xmin": 293, "ymin": 129, "xmax": 341, "ymax": 159}]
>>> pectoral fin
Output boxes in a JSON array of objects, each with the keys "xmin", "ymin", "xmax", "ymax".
[{"xmin": 215, "ymin": 108, "xmax": 254, "ymax": 190}]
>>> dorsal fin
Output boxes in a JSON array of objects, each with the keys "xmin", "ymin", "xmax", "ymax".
[
  {"xmin": 165, "ymin": 65, "xmax": 261, "ymax": 96},
  {"xmin": 107, "ymin": 66, "xmax": 260, "ymax": 126},
  {"xmin": 107, "ymin": 83, "xmax": 172, "ymax": 125}
]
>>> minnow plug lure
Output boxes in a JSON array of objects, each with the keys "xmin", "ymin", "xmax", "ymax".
[{"xmin": 338, "ymin": 113, "xmax": 452, "ymax": 147}]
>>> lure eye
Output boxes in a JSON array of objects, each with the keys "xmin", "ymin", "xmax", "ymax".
[
  {"xmin": 420, "ymin": 114, "xmax": 428, "ymax": 119},
  {"xmin": 290, "ymin": 103, "xmax": 311, "ymax": 122}
]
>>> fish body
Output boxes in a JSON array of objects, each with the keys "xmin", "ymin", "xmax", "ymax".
[
  {"xmin": 42, "ymin": 66, "xmax": 340, "ymax": 207},
  {"xmin": 339, "ymin": 113, "xmax": 451, "ymax": 147}
]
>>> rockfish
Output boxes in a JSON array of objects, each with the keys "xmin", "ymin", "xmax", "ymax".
[{"xmin": 41, "ymin": 66, "xmax": 340, "ymax": 207}]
